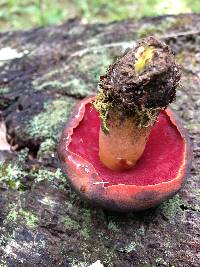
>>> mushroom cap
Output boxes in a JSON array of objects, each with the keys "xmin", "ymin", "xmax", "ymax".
[{"xmin": 58, "ymin": 96, "xmax": 192, "ymax": 212}]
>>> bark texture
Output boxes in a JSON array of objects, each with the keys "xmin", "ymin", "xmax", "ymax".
[{"xmin": 0, "ymin": 14, "xmax": 199, "ymax": 267}]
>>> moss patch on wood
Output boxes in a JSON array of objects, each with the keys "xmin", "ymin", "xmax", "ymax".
[
  {"xmin": 4, "ymin": 202, "xmax": 39, "ymax": 230},
  {"xmin": 27, "ymin": 97, "xmax": 76, "ymax": 140}
]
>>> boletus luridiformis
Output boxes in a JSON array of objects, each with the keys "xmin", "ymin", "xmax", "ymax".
[{"xmin": 58, "ymin": 36, "xmax": 192, "ymax": 211}]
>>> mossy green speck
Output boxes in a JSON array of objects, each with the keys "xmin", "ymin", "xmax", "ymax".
[
  {"xmin": 0, "ymin": 87, "xmax": 11, "ymax": 95},
  {"xmin": 137, "ymin": 17, "xmax": 177, "ymax": 38},
  {"xmin": 107, "ymin": 221, "xmax": 120, "ymax": 232},
  {"xmin": 37, "ymin": 138, "xmax": 57, "ymax": 158},
  {"xmin": 0, "ymin": 162, "xmax": 26, "ymax": 190},
  {"xmin": 159, "ymin": 195, "xmax": 184, "ymax": 220},
  {"xmin": 33, "ymin": 168, "xmax": 66, "ymax": 189},
  {"xmin": 27, "ymin": 97, "xmax": 76, "ymax": 140},
  {"xmin": 35, "ymin": 79, "xmax": 91, "ymax": 97},
  {"xmin": 78, "ymin": 50, "xmax": 111, "ymax": 81},
  {"xmin": 119, "ymin": 241, "xmax": 138, "ymax": 253},
  {"xmin": 63, "ymin": 216, "xmax": 80, "ymax": 230},
  {"xmin": 5, "ymin": 203, "xmax": 39, "ymax": 230}
]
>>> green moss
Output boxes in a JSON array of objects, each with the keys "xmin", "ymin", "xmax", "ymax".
[
  {"xmin": 0, "ymin": 232, "xmax": 14, "ymax": 248},
  {"xmin": 80, "ymin": 209, "xmax": 92, "ymax": 238},
  {"xmin": 0, "ymin": 162, "xmax": 26, "ymax": 190},
  {"xmin": 27, "ymin": 97, "xmax": 76, "ymax": 140},
  {"xmin": 60, "ymin": 207, "xmax": 119, "ymax": 265},
  {"xmin": 80, "ymin": 228, "xmax": 91, "ymax": 239},
  {"xmin": 190, "ymin": 188, "xmax": 200, "ymax": 200},
  {"xmin": 35, "ymin": 79, "xmax": 90, "ymax": 97},
  {"xmin": 61, "ymin": 78, "xmax": 90, "ymax": 96},
  {"xmin": 78, "ymin": 50, "xmax": 111, "ymax": 81},
  {"xmin": 33, "ymin": 48, "xmax": 111, "ymax": 99},
  {"xmin": 32, "ymin": 168, "xmax": 68, "ymax": 190},
  {"xmin": 107, "ymin": 221, "xmax": 120, "ymax": 232},
  {"xmin": 185, "ymin": 123, "xmax": 200, "ymax": 130},
  {"xmin": 36, "ymin": 168, "xmax": 65, "ymax": 182},
  {"xmin": 93, "ymin": 89, "xmax": 114, "ymax": 133},
  {"xmin": 119, "ymin": 241, "xmax": 138, "ymax": 253},
  {"xmin": 6, "ymin": 204, "xmax": 18, "ymax": 222},
  {"xmin": 0, "ymin": 87, "xmax": 11, "ymax": 95},
  {"xmin": 137, "ymin": 17, "xmax": 176, "ymax": 38},
  {"xmin": 5, "ymin": 203, "xmax": 39, "ymax": 230},
  {"xmin": 182, "ymin": 195, "xmax": 200, "ymax": 212},
  {"xmin": 86, "ymin": 37, "xmax": 102, "ymax": 46},
  {"xmin": 33, "ymin": 66, "xmax": 68, "ymax": 86},
  {"xmin": 0, "ymin": 149, "xmax": 31, "ymax": 190},
  {"xmin": 170, "ymin": 103, "xmax": 178, "ymax": 111},
  {"xmin": 38, "ymin": 239, "xmax": 46, "ymax": 249},
  {"xmin": 17, "ymin": 148, "xmax": 29, "ymax": 162},
  {"xmin": 134, "ymin": 105, "xmax": 160, "ymax": 128},
  {"xmin": 94, "ymin": 89, "xmax": 160, "ymax": 132},
  {"xmin": 20, "ymin": 209, "xmax": 39, "ymax": 229},
  {"xmin": 40, "ymin": 138, "xmax": 56, "ymax": 152},
  {"xmin": 33, "ymin": 168, "xmax": 66, "ymax": 187},
  {"xmin": 164, "ymin": 239, "xmax": 172, "ymax": 249},
  {"xmin": 168, "ymin": 16, "xmax": 192, "ymax": 29},
  {"xmin": 136, "ymin": 225, "xmax": 145, "ymax": 236},
  {"xmin": 159, "ymin": 195, "xmax": 183, "ymax": 219},
  {"xmin": 37, "ymin": 138, "xmax": 57, "ymax": 160},
  {"xmin": 137, "ymin": 17, "xmax": 192, "ymax": 38},
  {"xmin": 63, "ymin": 216, "xmax": 80, "ymax": 230}
]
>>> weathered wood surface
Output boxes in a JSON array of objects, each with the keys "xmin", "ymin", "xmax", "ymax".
[{"xmin": 0, "ymin": 14, "xmax": 200, "ymax": 267}]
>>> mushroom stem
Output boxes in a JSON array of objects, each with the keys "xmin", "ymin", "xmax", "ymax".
[
  {"xmin": 95, "ymin": 36, "xmax": 181, "ymax": 171},
  {"xmin": 99, "ymin": 112, "xmax": 152, "ymax": 171}
]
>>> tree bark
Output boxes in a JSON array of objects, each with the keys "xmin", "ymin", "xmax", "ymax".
[{"xmin": 0, "ymin": 14, "xmax": 199, "ymax": 267}]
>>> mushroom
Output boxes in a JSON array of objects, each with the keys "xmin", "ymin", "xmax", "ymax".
[{"xmin": 58, "ymin": 36, "xmax": 192, "ymax": 211}]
